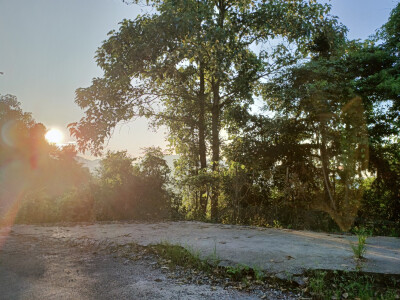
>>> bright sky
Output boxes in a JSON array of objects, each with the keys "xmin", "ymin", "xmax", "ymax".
[{"xmin": 0, "ymin": 0, "xmax": 398, "ymax": 158}]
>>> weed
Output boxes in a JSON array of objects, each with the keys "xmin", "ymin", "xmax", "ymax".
[
  {"xmin": 308, "ymin": 271, "xmax": 327, "ymax": 297},
  {"xmin": 253, "ymin": 266, "xmax": 265, "ymax": 281},
  {"xmin": 152, "ymin": 241, "xmax": 208, "ymax": 271},
  {"xmin": 205, "ymin": 242, "xmax": 221, "ymax": 267},
  {"xmin": 284, "ymin": 271, "xmax": 294, "ymax": 283},
  {"xmin": 225, "ymin": 263, "xmax": 263, "ymax": 284},
  {"xmin": 273, "ymin": 220, "xmax": 282, "ymax": 229},
  {"xmin": 350, "ymin": 227, "xmax": 369, "ymax": 259},
  {"xmin": 226, "ymin": 264, "xmax": 247, "ymax": 281}
]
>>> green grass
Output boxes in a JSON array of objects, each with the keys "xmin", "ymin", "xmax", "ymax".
[
  {"xmin": 151, "ymin": 242, "xmax": 205, "ymax": 269},
  {"xmin": 309, "ymin": 271, "xmax": 327, "ymax": 297},
  {"xmin": 150, "ymin": 241, "xmax": 222, "ymax": 273},
  {"xmin": 307, "ymin": 270, "xmax": 400, "ymax": 300}
]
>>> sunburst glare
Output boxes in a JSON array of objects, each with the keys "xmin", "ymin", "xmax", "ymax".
[{"xmin": 45, "ymin": 128, "xmax": 63, "ymax": 145}]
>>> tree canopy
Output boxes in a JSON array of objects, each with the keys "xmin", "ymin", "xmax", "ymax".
[{"xmin": 69, "ymin": 0, "xmax": 339, "ymax": 221}]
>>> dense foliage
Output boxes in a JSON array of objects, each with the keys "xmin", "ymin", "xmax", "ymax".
[{"xmin": 93, "ymin": 148, "xmax": 171, "ymax": 220}]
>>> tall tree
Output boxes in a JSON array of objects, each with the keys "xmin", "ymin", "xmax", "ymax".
[
  {"xmin": 69, "ymin": 0, "xmax": 335, "ymax": 221},
  {"xmin": 345, "ymin": 3, "xmax": 400, "ymax": 223}
]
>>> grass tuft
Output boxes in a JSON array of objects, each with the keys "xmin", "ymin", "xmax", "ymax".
[
  {"xmin": 151, "ymin": 241, "xmax": 219, "ymax": 272},
  {"xmin": 350, "ymin": 227, "xmax": 369, "ymax": 259}
]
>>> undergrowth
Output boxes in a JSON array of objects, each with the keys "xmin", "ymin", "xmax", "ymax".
[{"xmin": 307, "ymin": 270, "xmax": 400, "ymax": 300}]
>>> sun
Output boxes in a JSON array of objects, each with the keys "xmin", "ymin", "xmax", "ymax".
[{"xmin": 45, "ymin": 129, "xmax": 63, "ymax": 144}]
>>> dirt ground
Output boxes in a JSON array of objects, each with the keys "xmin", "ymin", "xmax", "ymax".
[{"xmin": 0, "ymin": 225, "xmax": 300, "ymax": 300}]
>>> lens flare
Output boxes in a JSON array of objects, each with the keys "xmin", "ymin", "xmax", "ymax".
[
  {"xmin": 1, "ymin": 120, "xmax": 17, "ymax": 147},
  {"xmin": 0, "ymin": 160, "xmax": 30, "ymax": 250}
]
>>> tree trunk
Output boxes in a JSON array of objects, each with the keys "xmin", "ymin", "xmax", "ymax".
[
  {"xmin": 198, "ymin": 60, "xmax": 208, "ymax": 217},
  {"xmin": 320, "ymin": 127, "xmax": 336, "ymax": 210},
  {"xmin": 209, "ymin": 0, "xmax": 226, "ymax": 222},
  {"xmin": 211, "ymin": 79, "xmax": 220, "ymax": 222}
]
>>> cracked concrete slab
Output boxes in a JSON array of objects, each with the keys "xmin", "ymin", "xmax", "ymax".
[
  {"xmin": 0, "ymin": 230, "xmax": 263, "ymax": 300},
  {"xmin": 2, "ymin": 221, "xmax": 400, "ymax": 276}
]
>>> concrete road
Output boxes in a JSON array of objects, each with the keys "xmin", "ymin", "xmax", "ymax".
[
  {"xmin": 0, "ymin": 231, "xmax": 269, "ymax": 300},
  {"xmin": 3, "ymin": 221, "xmax": 400, "ymax": 277}
]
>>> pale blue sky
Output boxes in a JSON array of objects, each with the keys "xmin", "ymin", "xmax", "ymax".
[{"xmin": 0, "ymin": 0, "xmax": 398, "ymax": 157}]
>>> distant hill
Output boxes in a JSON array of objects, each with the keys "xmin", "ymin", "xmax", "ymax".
[
  {"xmin": 75, "ymin": 156, "xmax": 101, "ymax": 173},
  {"xmin": 75, "ymin": 154, "xmax": 179, "ymax": 174}
]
